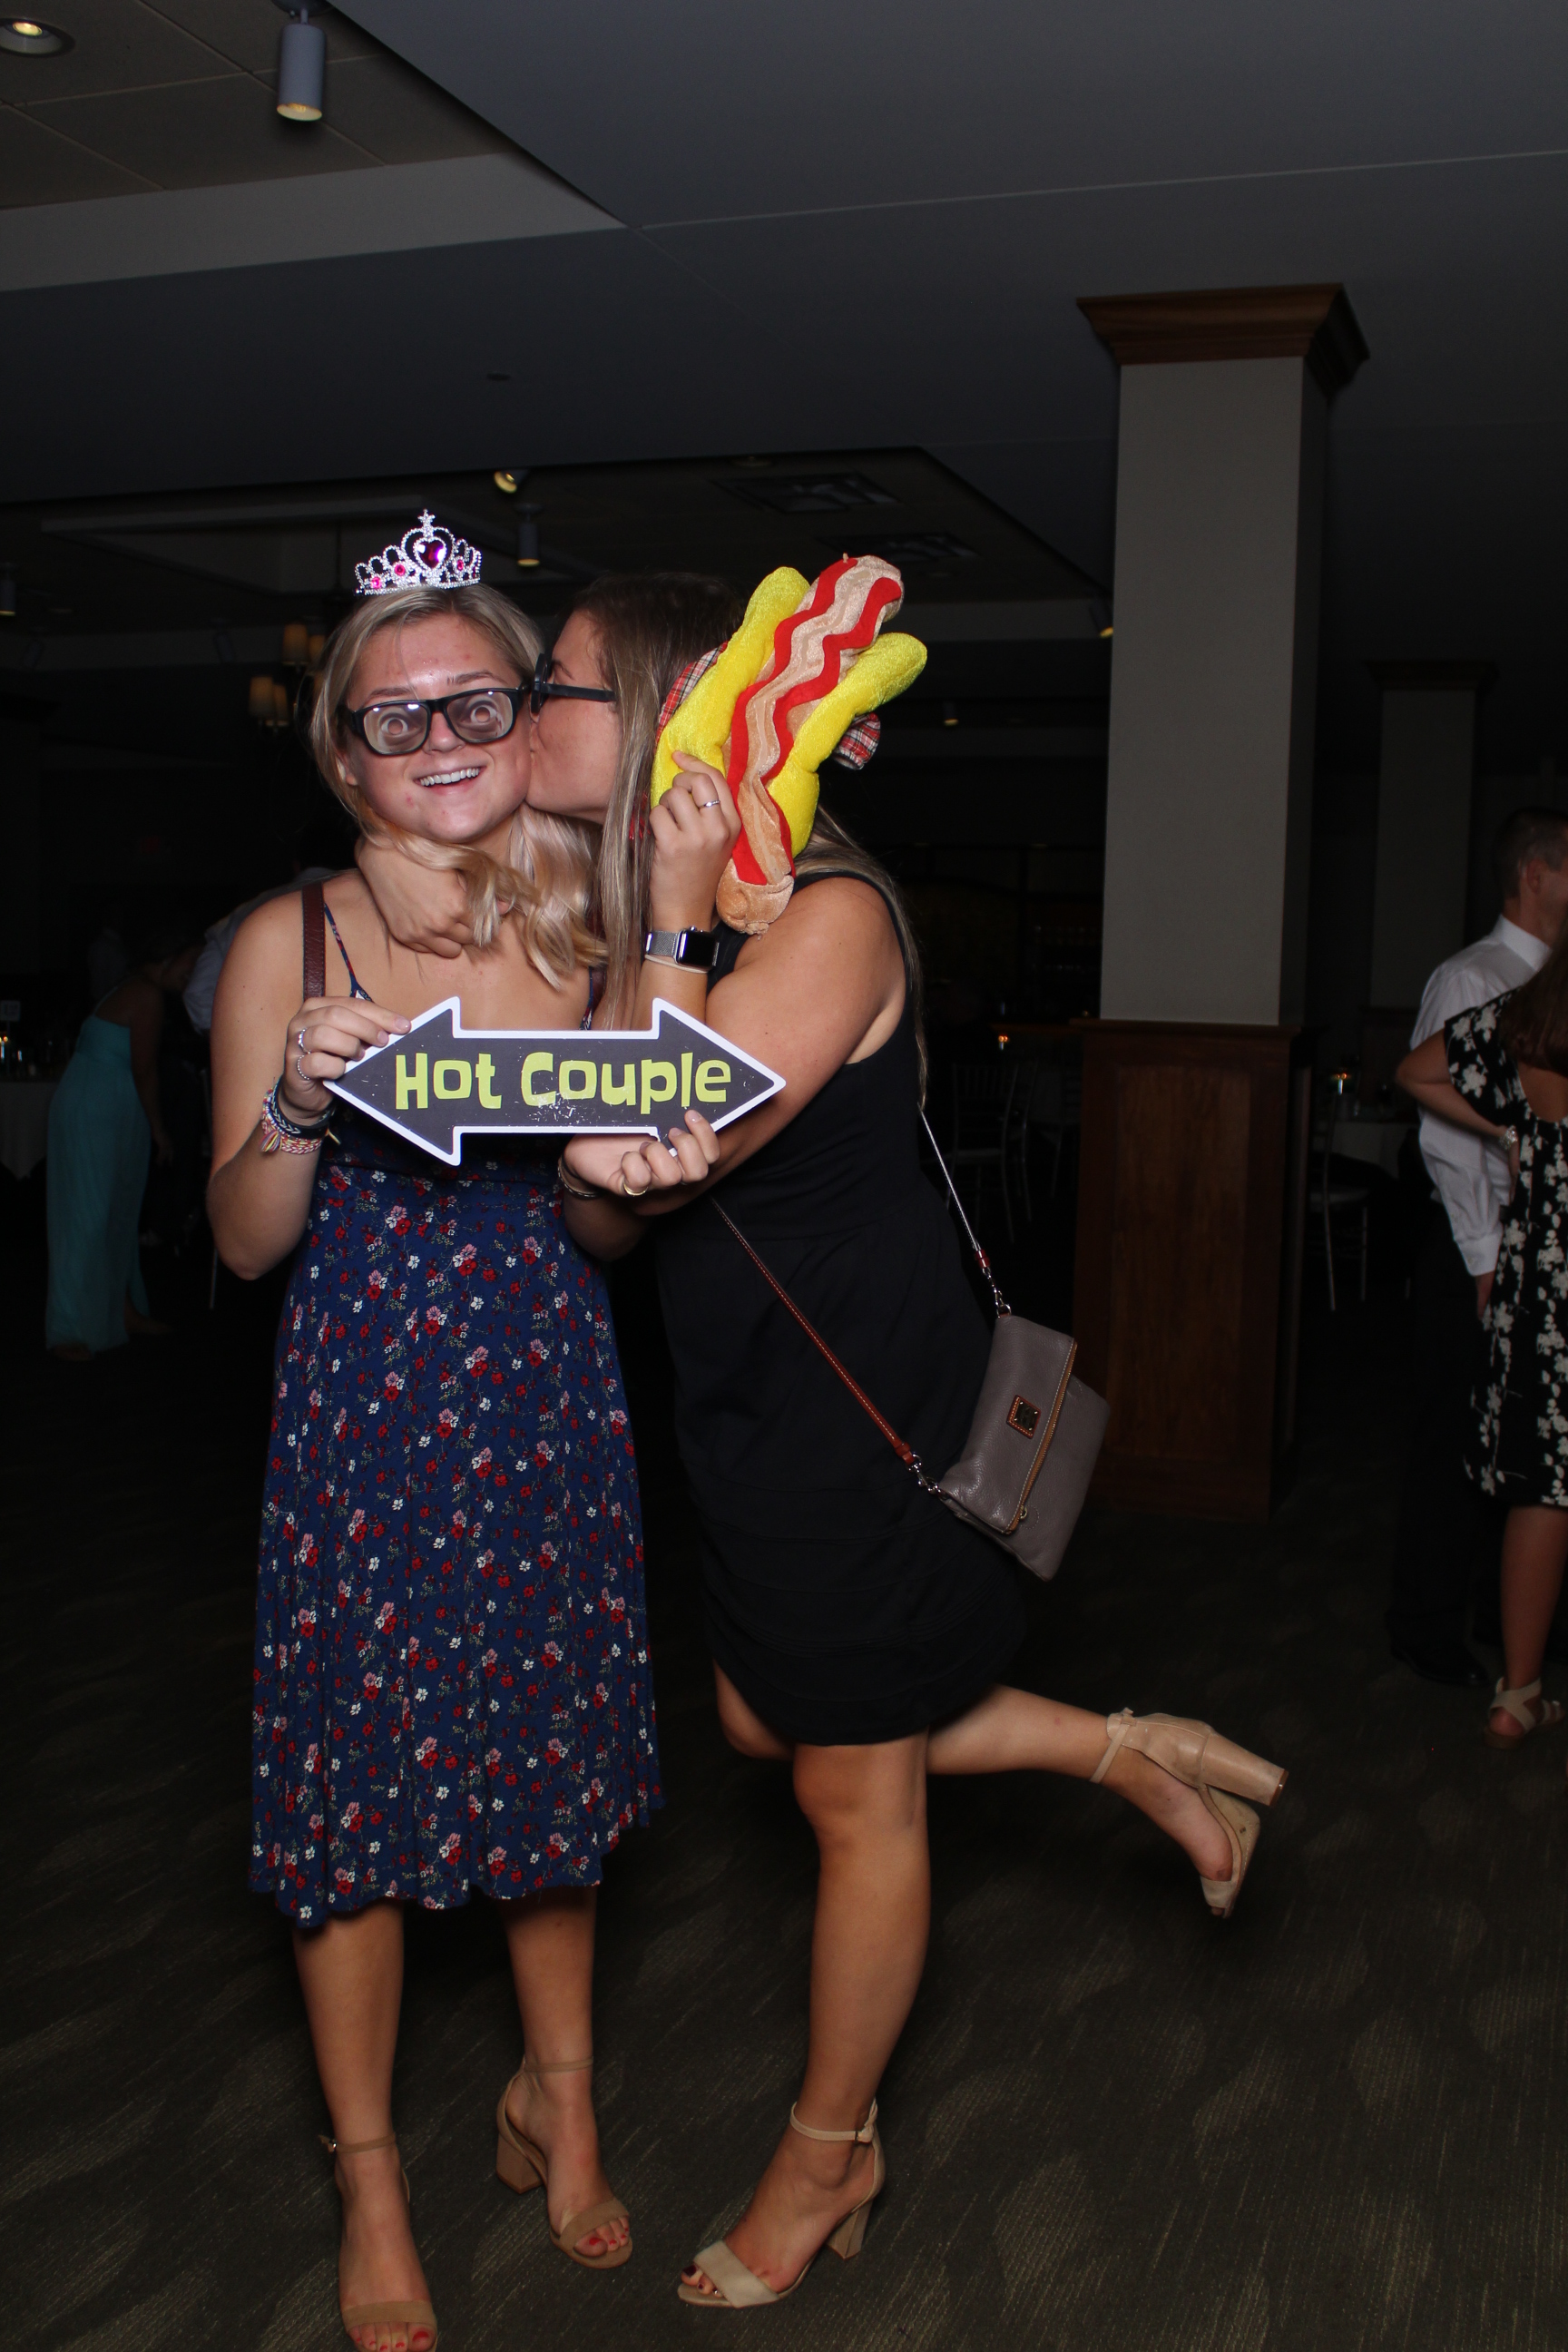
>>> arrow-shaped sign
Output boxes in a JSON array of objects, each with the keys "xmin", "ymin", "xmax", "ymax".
[{"xmin": 325, "ymin": 996, "xmax": 784, "ymax": 1167}]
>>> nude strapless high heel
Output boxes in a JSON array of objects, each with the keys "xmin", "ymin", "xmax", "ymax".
[
  {"xmin": 1092, "ymin": 1708, "xmax": 1287, "ymax": 1919},
  {"xmin": 677, "ymin": 2101, "xmax": 884, "ymax": 2308},
  {"xmin": 320, "ymin": 2130, "xmax": 437, "ymax": 2352},
  {"xmin": 495, "ymin": 2054, "xmax": 632, "ymax": 2269}
]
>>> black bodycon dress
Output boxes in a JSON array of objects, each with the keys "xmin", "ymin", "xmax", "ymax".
[{"xmin": 654, "ymin": 883, "xmax": 1027, "ymax": 1744}]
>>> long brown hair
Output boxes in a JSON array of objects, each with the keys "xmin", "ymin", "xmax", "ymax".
[
  {"xmin": 565, "ymin": 572, "xmax": 741, "ymax": 1021},
  {"xmin": 569, "ymin": 571, "xmax": 926, "ymax": 1090},
  {"xmin": 1500, "ymin": 923, "xmax": 1568, "ymax": 1073},
  {"xmin": 309, "ymin": 583, "xmax": 598, "ymax": 986}
]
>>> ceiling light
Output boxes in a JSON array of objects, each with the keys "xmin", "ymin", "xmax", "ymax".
[
  {"xmin": 0, "ymin": 20, "xmax": 73, "ymax": 54},
  {"xmin": 0, "ymin": 568, "xmax": 15, "ymax": 619},
  {"xmin": 516, "ymin": 508, "xmax": 541, "ymax": 568},
  {"xmin": 1099, "ymin": 623, "xmax": 1114, "ymax": 640},
  {"xmin": 494, "ymin": 469, "xmax": 524, "ymax": 496},
  {"xmin": 275, "ymin": 5, "xmax": 325, "ymax": 122},
  {"xmin": 942, "ymin": 701, "xmax": 959, "ymax": 728}
]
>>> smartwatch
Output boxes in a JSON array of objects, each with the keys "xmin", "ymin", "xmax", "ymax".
[{"xmin": 643, "ymin": 926, "xmax": 720, "ymax": 971}]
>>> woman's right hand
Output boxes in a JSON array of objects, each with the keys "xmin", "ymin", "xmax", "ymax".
[
  {"xmin": 646, "ymin": 756, "xmax": 742, "ymax": 933},
  {"xmin": 277, "ymin": 995, "xmax": 411, "ymax": 1122}
]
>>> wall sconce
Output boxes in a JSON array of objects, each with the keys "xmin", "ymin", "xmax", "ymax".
[
  {"xmin": 281, "ymin": 621, "xmax": 309, "ymax": 666},
  {"xmin": 307, "ymin": 631, "xmax": 326, "ymax": 668},
  {"xmin": 515, "ymin": 507, "xmax": 541, "ymax": 568},
  {"xmin": 250, "ymin": 675, "xmax": 292, "ymax": 730},
  {"xmin": 275, "ymin": 4, "xmax": 325, "ymax": 122}
]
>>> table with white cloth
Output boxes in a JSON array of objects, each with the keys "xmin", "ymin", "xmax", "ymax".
[
  {"xmin": 1318, "ymin": 1108, "xmax": 1415, "ymax": 1182},
  {"xmin": 0, "ymin": 1080, "xmax": 59, "ymax": 1180}
]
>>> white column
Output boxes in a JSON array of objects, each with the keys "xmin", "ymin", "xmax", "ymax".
[
  {"xmin": 1080, "ymin": 287, "xmax": 1367, "ymax": 1026},
  {"xmin": 1367, "ymin": 665, "xmax": 1488, "ymax": 1008}
]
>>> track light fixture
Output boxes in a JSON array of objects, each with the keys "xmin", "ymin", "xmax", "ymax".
[
  {"xmin": 0, "ymin": 20, "xmax": 73, "ymax": 54},
  {"xmin": 494, "ymin": 469, "xmax": 525, "ymax": 497},
  {"xmin": 515, "ymin": 507, "xmax": 541, "ymax": 568},
  {"xmin": 274, "ymin": 3, "xmax": 325, "ymax": 122}
]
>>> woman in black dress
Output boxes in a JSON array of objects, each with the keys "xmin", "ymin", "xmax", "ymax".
[
  {"xmin": 1399, "ymin": 951, "xmax": 1568, "ymax": 1748},
  {"xmin": 362, "ymin": 573, "xmax": 1289, "ymax": 2310}
]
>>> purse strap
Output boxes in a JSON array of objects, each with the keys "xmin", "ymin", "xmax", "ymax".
[
  {"xmin": 301, "ymin": 878, "xmax": 326, "ymax": 1001},
  {"xmin": 706, "ymin": 1100, "xmax": 1014, "ymax": 1494},
  {"xmin": 708, "ymin": 1197, "xmax": 942, "ymax": 1494},
  {"xmin": 917, "ymin": 1107, "xmax": 1010, "ymax": 1318}
]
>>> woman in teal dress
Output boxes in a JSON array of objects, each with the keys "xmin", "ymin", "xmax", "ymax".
[{"xmin": 45, "ymin": 926, "xmax": 199, "ymax": 1358}]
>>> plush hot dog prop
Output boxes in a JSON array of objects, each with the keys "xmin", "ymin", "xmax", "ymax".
[{"xmin": 651, "ymin": 554, "xmax": 926, "ymax": 932}]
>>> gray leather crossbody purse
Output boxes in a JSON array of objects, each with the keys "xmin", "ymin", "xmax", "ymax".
[{"xmin": 711, "ymin": 1112, "xmax": 1109, "ymax": 1583}]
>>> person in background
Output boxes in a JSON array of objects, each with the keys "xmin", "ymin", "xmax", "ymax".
[
  {"xmin": 1396, "ymin": 922, "xmax": 1568, "ymax": 1744},
  {"xmin": 1387, "ymin": 806, "xmax": 1568, "ymax": 1684},
  {"xmin": 46, "ymin": 909, "xmax": 201, "ymax": 1359},
  {"xmin": 182, "ymin": 815, "xmax": 355, "ymax": 1036},
  {"xmin": 85, "ymin": 901, "xmax": 129, "ymax": 1004}
]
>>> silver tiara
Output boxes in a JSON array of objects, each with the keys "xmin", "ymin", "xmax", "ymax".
[{"xmin": 356, "ymin": 509, "xmax": 482, "ymax": 595}]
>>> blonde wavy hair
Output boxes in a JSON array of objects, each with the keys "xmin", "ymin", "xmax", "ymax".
[{"xmin": 309, "ymin": 583, "xmax": 600, "ymax": 986}]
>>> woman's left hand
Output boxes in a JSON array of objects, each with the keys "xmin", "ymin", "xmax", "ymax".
[
  {"xmin": 356, "ymin": 836, "xmax": 474, "ymax": 959},
  {"xmin": 647, "ymin": 756, "xmax": 741, "ymax": 934},
  {"xmin": 564, "ymin": 1111, "xmax": 720, "ymax": 1202}
]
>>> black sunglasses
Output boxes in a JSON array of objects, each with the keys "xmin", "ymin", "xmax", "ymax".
[
  {"xmin": 530, "ymin": 647, "xmax": 616, "ymax": 718},
  {"xmin": 339, "ymin": 684, "xmax": 525, "ymax": 758}
]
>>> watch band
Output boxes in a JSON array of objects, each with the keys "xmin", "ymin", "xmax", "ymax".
[{"xmin": 643, "ymin": 926, "xmax": 720, "ymax": 971}]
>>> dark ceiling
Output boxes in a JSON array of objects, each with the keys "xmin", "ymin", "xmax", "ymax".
[{"xmin": 0, "ymin": 1, "xmax": 1563, "ymax": 771}]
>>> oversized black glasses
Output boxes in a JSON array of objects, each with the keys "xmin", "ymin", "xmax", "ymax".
[
  {"xmin": 338, "ymin": 684, "xmax": 525, "ymax": 757},
  {"xmin": 530, "ymin": 647, "xmax": 616, "ymax": 718}
]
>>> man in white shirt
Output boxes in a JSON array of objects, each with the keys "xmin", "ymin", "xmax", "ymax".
[{"xmin": 1388, "ymin": 807, "xmax": 1568, "ymax": 1683}]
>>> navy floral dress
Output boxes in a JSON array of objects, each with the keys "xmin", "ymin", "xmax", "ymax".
[
  {"xmin": 1446, "ymin": 995, "xmax": 1568, "ymax": 1506},
  {"xmin": 250, "ymin": 1109, "xmax": 660, "ymax": 1925}
]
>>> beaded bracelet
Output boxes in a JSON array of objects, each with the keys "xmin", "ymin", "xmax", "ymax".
[{"xmin": 260, "ymin": 1078, "xmax": 331, "ymax": 1156}]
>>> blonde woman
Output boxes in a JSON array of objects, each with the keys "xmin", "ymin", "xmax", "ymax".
[{"xmin": 209, "ymin": 542, "xmax": 657, "ymax": 2352}]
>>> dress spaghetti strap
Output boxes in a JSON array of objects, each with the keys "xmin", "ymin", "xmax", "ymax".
[{"xmin": 322, "ymin": 900, "xmax": 371, "ymax": 1001}]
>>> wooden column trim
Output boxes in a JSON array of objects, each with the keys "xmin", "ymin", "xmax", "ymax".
[{"xmin": 1078, "ymin": 283, "xmax": 1368, "ymax": 395}]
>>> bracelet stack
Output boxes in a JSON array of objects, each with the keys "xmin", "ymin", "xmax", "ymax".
[
  {"xmin": 260, "ymin": 1078, "xmax": 332, "ymax": 1156},
  {"xmin": 556, "ymin": 1152, "xmax": 600, "ymax": 1202}
]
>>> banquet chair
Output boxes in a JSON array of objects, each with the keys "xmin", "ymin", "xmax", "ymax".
[
  {"xmin": 1004, "ymin": 1063, "xmax": 1041, "ymax": 1222},
  {"xmin": 950, "ymin": 1063, "xmax": 1017, "ymax": 1240},
  {"xmin": 1307, "ymin": 1095, "xmax": 1370, "ymax": 1310},
  {"xmin": 1032, "ymin": 1059, "xmax": 1083, "ymax": 1199}
]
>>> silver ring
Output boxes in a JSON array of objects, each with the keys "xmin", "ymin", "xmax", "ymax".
[
  {"xmin": 296, "ymin": 1054, "xmax": 309, "ymax": 1081},
  {"xmin": 694, "ymin": 798, "xmax": 721, "ymax": 809},
  {"xmin": 296, "ymin": 1028, "xmax": 308, "ymax": 1052}
]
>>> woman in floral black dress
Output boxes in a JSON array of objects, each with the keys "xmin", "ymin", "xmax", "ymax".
[
  {"xmin": 1400, "ymin": 948, "xmax": 1568, "ymax": 1752},
  {"xmin": 210, "ymin": 554, "xmax": 657, "ymax": 2352}
]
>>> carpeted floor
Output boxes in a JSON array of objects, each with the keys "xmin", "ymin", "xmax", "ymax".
[{"xmin": 4, "ymin": 1192, "xmax": 1565, "ymax": 2352}]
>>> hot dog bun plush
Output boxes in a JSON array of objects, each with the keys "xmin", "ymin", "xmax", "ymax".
[{"xmin": 651, "ymin": 554, "xmax": 926, "ymax": 933}]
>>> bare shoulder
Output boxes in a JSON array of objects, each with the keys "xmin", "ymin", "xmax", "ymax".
[
  {"xmin": 222, "ymin": 887, "xmax": 310, "ymax": 1009},
  {"xmin": 747, "ymin": 875, "xmax": 897, "ymax": 966}
]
